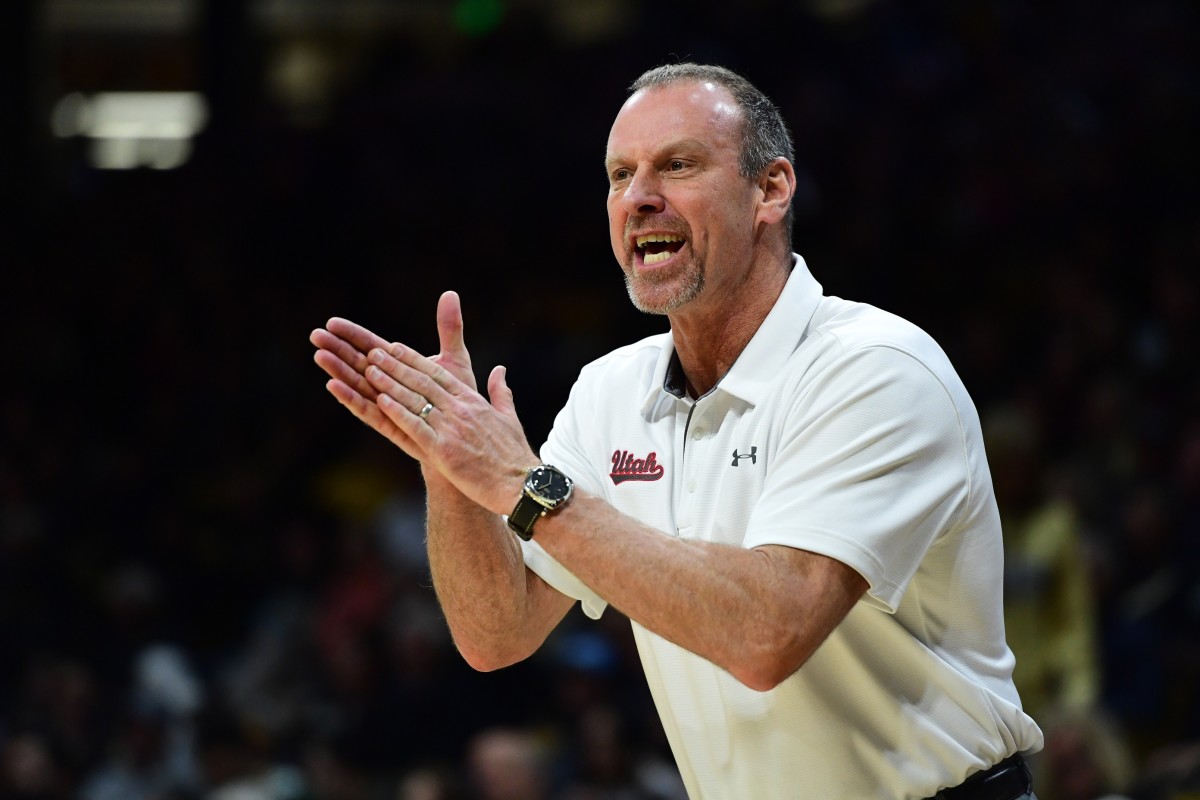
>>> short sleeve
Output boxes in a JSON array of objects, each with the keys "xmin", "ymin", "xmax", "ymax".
[{"xmin": 743, "ymin": 345, "xmax": 971, "ymax": 612}]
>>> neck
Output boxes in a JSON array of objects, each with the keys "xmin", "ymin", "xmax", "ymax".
[{"xmin": 668, "ymin": 251, "xmax": 791, "ymax": 397}]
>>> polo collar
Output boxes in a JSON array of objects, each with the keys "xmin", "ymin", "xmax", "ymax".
[{"xmin": 641, "ymin": 254, "xmax": 825, "ymax": 412}]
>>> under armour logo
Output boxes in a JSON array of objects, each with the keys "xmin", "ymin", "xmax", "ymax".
[{"xmin": 731, "ymin": 447, "xmax": 758, "ymax": 466}]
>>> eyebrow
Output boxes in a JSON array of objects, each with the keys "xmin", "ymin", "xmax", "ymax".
[{"xmin": 605, "ymin": 138, "xmax": 712, "ymax": 169}]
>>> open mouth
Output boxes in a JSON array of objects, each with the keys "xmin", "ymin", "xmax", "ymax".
[{"xmin": 635, "ymin": 233, "xmax": 685, "ymax": 266}]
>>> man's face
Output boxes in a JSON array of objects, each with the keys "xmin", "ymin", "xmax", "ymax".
[{"xmin": 605, "ymin": 81, "xmax": 759, "ymax": 315}]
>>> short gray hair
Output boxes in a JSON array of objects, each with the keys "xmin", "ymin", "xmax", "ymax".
[{"xmin": 630, "ymin": 63, "xmax": 795, "ymax": 237}]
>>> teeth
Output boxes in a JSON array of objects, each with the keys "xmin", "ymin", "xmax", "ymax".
[
  {"xmin": 636, "ymin": 233, "xmax": 683, "ymax": 247},
  {"xmin": 644, "ymin": 251, "xmax": 673, "ymax": 265}
]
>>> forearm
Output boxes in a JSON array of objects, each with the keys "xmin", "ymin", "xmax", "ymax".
[
  {"xmin": 312, "ymin": 306, "xmax": 574, "ymax": 667},
  {"xmin": 423, "ymin": 469, "xmax": 566, "ymax": 670},
  {"xmin": 319, "ymin": 313, "xmax": 863, "ymax": 686},
  {"xmin": 534, "ymin": 490, "xmax": 866, "ymax": 691}
]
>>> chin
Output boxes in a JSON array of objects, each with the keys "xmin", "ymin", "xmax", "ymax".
[{"xmin": 624, "ymin": 273, "xmax": 704, "ymax": 315}]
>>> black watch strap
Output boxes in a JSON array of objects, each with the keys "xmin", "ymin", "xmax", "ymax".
[{"xmin": 507, "ymin": 496, "xmax": 545, "ymax": 541}]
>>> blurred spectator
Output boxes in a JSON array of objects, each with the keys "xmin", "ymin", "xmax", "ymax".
[
  {"xmin": 1031, "ymin": 707, "xmax": 1135, "ymax": 800},
  {"xmin": 76, "ymin": 709, "xmax": 195, "ymax": 800},
  {"xmin": 555, "ymin": 706, "xmax": 687, "ymax": 800},
  {"xmin": 394, "ymin": 766, "xmax": 463, "ymax": 800},
  {"xmin": 220, "ymin": 522, "xmax": 326, "ymax": 753},
  {"xmin": 194, "ymin": 708, "xmax": 307, "ymax": 800},
  {"xmin": 985, "ymin": 404, "xmax": 1101, "ymax": 722},
  {"xmin": 1130, "ymin": 740, "xmax": 1200, "ymax": 800},
  {"xmin": 77, "ymin": 644, "xmax": 203, "ymax": 800},
  {"xmin": 464, "ymin": 728, "xmax": 550, "ymax": 800},
  {"xmin": 1, "ymin": 732, "xmax": 69, "ymax": 800},
  {"xmin": 5, "ymin": 656, "xmax": 107, "ymax": 791},
  {"xmin": 1094, "ymin": 485, "xmax": 1188, "ymax": 752}
]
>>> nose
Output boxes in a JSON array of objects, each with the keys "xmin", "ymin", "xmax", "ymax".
[{"xmin": 621, "ymin": 167, "xmax": 665, "ymax": 216}]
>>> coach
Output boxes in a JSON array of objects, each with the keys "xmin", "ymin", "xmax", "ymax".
[{"xmin": 312, "ymin": 63, "xmax": 1043, "ymax": 799}]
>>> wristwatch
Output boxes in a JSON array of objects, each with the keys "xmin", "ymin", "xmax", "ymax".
[{"xmin": 507, "ymin": 464, "xmax": 574, "ymax": 540}]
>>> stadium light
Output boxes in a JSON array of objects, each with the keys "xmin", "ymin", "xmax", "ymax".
[{"xmin": 51, "ymin": 91, "xmax": 209, "ymax": 170}]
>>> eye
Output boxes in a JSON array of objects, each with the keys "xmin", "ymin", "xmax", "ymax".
[
  {"xmin": 668, "ymin": 160, "xmax": 686, "ymax": 171},
  {"xmin": 610, "ymin": 167, "xmax": 631, "ymax": 184}
]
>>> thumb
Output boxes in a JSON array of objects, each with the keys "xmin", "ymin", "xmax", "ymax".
[
  {"xmin": 436, "ymin": 291, "xmax": 468, "ymax": 362},
  {"xmin": 488, "ymin": 365, "xmax": 516, "ymax": 416}
]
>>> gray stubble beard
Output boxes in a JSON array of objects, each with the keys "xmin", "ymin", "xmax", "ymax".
[{"xmin": 623, "ymin": 258, "xmax": 706, "ymax": 315}]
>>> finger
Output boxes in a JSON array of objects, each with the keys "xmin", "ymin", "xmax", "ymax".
[
  {"xmin": 436, "ymin": 291, "xmax": 467, "ymax": 360},
  {"xmin": 376, "ymin": 391, "xmax": 440, "ymax": 451},
  {"xmin": 311, "ymin": 326, "xmax": 383, "ymax": 401},
  {"xmin": 311, "ymin": 328, "xmax": 373, "ymax": 375},
  {"xmin": 325, "ymin": 379, "xmax": 428, "ymax": 461},
  {"xmin": 370, "ymin": 343, "xmax": 464, "ymax": 399},
  {"xmin": 487, "ymin": 365, "xmax": 516, "ymax": 417},
  {"xmin": 325, "ymin": 377, "xmax": 386, "ymax": 427},
  {"xmin": 364, "ymin": 355, "xmax": 454, "ymax": 417},
  {"xmin": 361, "ymin": 357, "xmax": 431, "ymax": 415},
  {"xmin": 314, "ymin": 348, "xmax": 379, "ymax": 402},
  {"xmin": 325, "ymin": 317, "xmax": 394, "ymax": 358}
]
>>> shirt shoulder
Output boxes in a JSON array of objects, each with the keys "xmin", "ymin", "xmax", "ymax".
[
  {"xmin": 800, "ymin": 296, "xmax": 970, "ymax": 402},
  {"xmin": 809, "ymin": 296, "xmax": 947, "ymax": 362}
]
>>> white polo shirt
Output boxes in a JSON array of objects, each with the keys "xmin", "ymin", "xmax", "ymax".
[{"xmin": 521, "ymin": 256, "xmax": 1043, "ymax": 799}]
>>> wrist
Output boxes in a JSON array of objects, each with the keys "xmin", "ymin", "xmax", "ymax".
[
  {"xmin": 506, "ymin": 464, "xmax": 574, "ymax": 541},
  {"xmin": 420, "ymin": 463, "xmax": 452, "ymax": 487}
]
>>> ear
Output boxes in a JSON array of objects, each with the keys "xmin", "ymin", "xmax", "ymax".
[{"xmin": 756, "ymin": 157, "xmax": 796, "ymax": 228}]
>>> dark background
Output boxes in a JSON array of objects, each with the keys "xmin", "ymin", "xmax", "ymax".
[{"xmin": 1, "ymin": 1, "xmax": 1198, "ymax": 799}]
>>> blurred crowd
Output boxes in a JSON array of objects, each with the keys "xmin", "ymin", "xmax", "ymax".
[{"xmin": 1, "ymin": 1, "xmax": 1198, "ymax": 799}]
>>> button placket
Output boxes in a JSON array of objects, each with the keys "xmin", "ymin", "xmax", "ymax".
[{"xmin": 673, "ymin": 399, "xmax": 694, "ymax": 534}]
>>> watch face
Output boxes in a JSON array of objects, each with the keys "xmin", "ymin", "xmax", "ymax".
[{"xmin": 527, "ymin": 466, "xmax": 572, "ymax": 504}]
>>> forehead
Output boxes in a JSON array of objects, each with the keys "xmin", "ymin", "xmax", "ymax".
[{"xmin": 606, "ymin": 80, "xmax": 742, "ymax": 160}]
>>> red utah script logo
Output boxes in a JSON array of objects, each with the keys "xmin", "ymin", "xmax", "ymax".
[{"xmin": 610, "ymin": 450, "xmax": 665, "ymax": 485}]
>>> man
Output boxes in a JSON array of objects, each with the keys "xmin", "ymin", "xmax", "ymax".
[{"xmin": 311, "ymin": 63, "xmax": 1043, "ymax": 799}]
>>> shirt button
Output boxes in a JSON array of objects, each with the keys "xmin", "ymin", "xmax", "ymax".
[
  {"xmin": 687, "ymin": 480, "xmax": 696, "ymax": 493},
  {"xmin": 691, "ymin": 428, "xmax": 704, "ymax": 440}
]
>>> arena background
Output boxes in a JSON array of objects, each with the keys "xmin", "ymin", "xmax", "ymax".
[{"xmin": 1, "ymin": 1, "xmax": 1198, "ymax": 799}]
